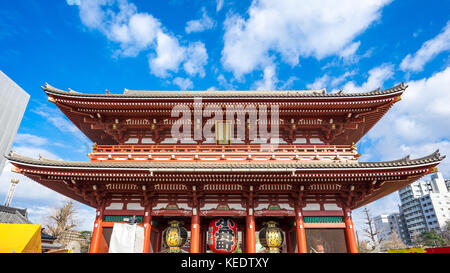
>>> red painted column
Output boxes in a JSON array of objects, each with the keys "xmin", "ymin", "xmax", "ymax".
[
  {"xmin": 343, "ymin": 208, "xmax": 359, "ymax": 253},
  {"xmin": 89, "ymin": 203, "xmax": 105, "ymax": 253},
  {"xmin": 190, "ymin": 207, "xmax": 200, "ymax": 253},
  {"xmin": 245, "ymin": 187, "xmax": 256, "ymax": 253},
  {"xmin": 142, "ymin": 204, "xmax": 152, "ymax": 253},
  {"xmin": 295, "ymin": 206, "xmax": 307, "ymax": 253},
  {"xmin": 246, "ymin": 210, "xmax": 256, "ymax": 253}
]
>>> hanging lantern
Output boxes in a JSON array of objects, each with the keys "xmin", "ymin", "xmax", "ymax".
[
  {"xmin": 207, "ymin": 218, "xmax": 238, "ymax": 253},
  {"xmin": 259, "ymin": 221, "xmax": 284, "ymax": 253},
  {"xmin": 162, "ymin": 220, "xmax": 188, "ymax": 253}
]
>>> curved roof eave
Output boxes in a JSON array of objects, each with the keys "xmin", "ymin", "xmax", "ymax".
[
  {"xmin": 5, "ymin": 150, "xmax": 444, "ymax": 171},
  {"xmin": 41, "ymin": 82, "xmax": 407, "ymax": 100}
]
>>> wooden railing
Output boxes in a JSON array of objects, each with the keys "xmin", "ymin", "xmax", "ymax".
[{"xmin": 89, "ymin": 144, "xmax": 359, "ymax": 162}]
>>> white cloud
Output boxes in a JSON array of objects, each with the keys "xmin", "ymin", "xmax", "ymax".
[
  {"xmin": 110, "ymin": 13, "xmax": 161, "ymax": 57},
  {"xmin": 216, "ymin": 0, "xmax": 224, "ymax": 12},
  {"xmin": 222, "ymin": 0, "xmax": 392, "ymax": 77},
  {"xmin": 78, "ymin": 0, "xmax": 109, "ymax": 29},
  {"xmin": 185, "ymin": 8, "xmax": 215, "ymax": 33},
  {"xmin": 306, "ymin": 71, "xmax": 356, "ymax": 91},
  {"xmin": 340, "ymin": 63, "xmax": 394, "ymax": 93},
  {"xmin": 280, "ymin": 76, "xmax": 298, "ymax": 90},
  {"xmin": 66, "ymin": 0, "xmax": 80, "ymax": 5},
  {"xmin": 14, "ymin": 134, "xmax": 48, "ymax": 146},
  {"xmin": 339, "ymin": 41, "xmax": 361, "ymax": 63},
  {"xmin": 306, "ymin": 64, "xmax": 391, "ymax": 93},
  {"xmin": 252, "ymin": 64, "xmax": 298, "ymax": 90},
  {"xmin": 217, "ymin": 74, "xmax": 236, "ymax": 90},
  {"xmin": 173, "ymin": 77, "xmax": 194, "ymax": 90},
  {"xmin": 80, "ymin": 0, "xmax": 157, "ymax": 57},
  {"xmin": 400, "ymin": 21, "xmax": 450, "ymax": 72},
  {"xmin": 149, "ymin": 31, "xmax": 186, "ymax": 77},
  {"xmin": 77, "ymin": 0, "xmax": 208, "ymax": 78},
  {"xmin": 13, "ymin": 146, "xmax": 60, "ymax": 160},
  {"xmin": 183, "ymin": 42, "xmax": 208, "ymax": 78},
  {"xmin": 253, "ymin": 65, "xmax": 277, "ymax": 90},
  {"xmin": 307, "ymin": 75, "xmax": 330, "ymax": 90}
]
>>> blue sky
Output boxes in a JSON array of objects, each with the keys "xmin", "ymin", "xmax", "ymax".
[{"xmin": 0, "ymin": 0, "xmax": 449, "ymax": 236}]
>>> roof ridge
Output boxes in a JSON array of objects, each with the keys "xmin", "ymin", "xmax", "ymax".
[{"xmin": 42, "ymin": 82, "xmax": 406, "ymax": 98}]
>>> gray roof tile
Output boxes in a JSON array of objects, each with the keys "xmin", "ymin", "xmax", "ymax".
[
  {"xmin": 5, "ymin": 149, "xmax": 445, "ymax": 170},
  {"xmin": 42, "ymin": 82, "xmax": 407, "ymax": 99}
]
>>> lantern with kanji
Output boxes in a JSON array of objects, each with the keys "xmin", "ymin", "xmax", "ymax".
[
  {"xmin": 207, "ymin": 218, "xmax": 238, "ymax": 253},
  {"xmin": 259, "ymin": 221, "xmax": 284, "ymax": 253},
  {"xmin": 162, "ymin": 220, "xmax": 188, "ymax": 253}
]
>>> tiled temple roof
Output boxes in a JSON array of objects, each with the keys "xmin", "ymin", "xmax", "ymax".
[
  {"xmin": 42, "ymin": 82, "xmax": 407, "ymax": 99},
  {"xmin": 5, "ymin": 150, "xmax": 444, "ymax": 170},
  {"xmin": 0, "ymin": 205, "xmax": 30, "ymax": 224}
]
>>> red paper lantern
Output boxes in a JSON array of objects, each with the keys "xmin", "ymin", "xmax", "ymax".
[{"xmin": 207, "ymin": 218, "xmax": 238, "ymax": 253}]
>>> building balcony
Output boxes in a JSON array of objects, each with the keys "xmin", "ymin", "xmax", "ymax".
[{"xmin": 88, "ymin": 144, "xmax": 360, "ymax": 162}]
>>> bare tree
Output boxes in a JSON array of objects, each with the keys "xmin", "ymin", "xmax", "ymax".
[
  {"xmin": 358, "ymin": 240, "xmax": 373, "ymax": 253},
  {"xmin": 381, "ymin": 231, "xmax": 406, "ymax": 251},
  {"xmin": 410, "ymin": 230, "xmax": 422, "ymax": 247},
  {"xmin": 362, "ymin": 207, "xmax": 381, "ymax": 251},
  {"xmin": 441, "ymin": 220, "xmax": 450, "ymax": 245},
  {"xmin": 45, "ymin": 201, "xmax": 78, "ymax": 247}
]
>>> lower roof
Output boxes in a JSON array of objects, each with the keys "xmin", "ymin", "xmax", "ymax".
[
  {"xmin": 4, "ymin": 150, "xmax": 445, "ymax": 209},
  {"xmin": 5, "ymin": 150, "xmax": 445, "ymax": 171}
]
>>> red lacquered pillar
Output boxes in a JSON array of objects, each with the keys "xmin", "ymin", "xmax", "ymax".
[
  {"xmin": 343, "ymin": 208, "xmax": 359, "ymax": 253},
  {"xmin": 245, "ymin": 187, "xmax": 256, "ymax": 253},
  {"xmin": 89, "ymin": 203, "xmax": 105, "ymax": 253},
  {"xmin": 142, "ymin": 205, "xmax": 152, "ymax": 253},
  {"xmin": 190, "ymin": 207, "xmax": 200, "ymax": 253},
  {"xmin": 295, "ymin": 206, "xmax": 307, "ymax": 253}
]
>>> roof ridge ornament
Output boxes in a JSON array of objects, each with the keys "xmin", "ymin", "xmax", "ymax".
[
  {"xmin": 382, "ymin": 82, "xmax": 408, "ymax": 94},
  {"xmin": 369, "ymin": 87, "xmax": 381, "ymax": 94},
  {"xmin": 432, "ymin": 149, "xmax": 442, "ymax": 159},
  {"xmin": 41, "ymin": 82, "xmax": 67, "ymax": 94},
  {"xmin": 38, "ymin": 154, "xmax": 53, "ymax": 161},
  {"xmin": 41, "ymin": 82, "xmax": 53, "ymax": 91},
  {"xmin": 68, "ymin": 88, "xmax": 81, "ymax": 94}
]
